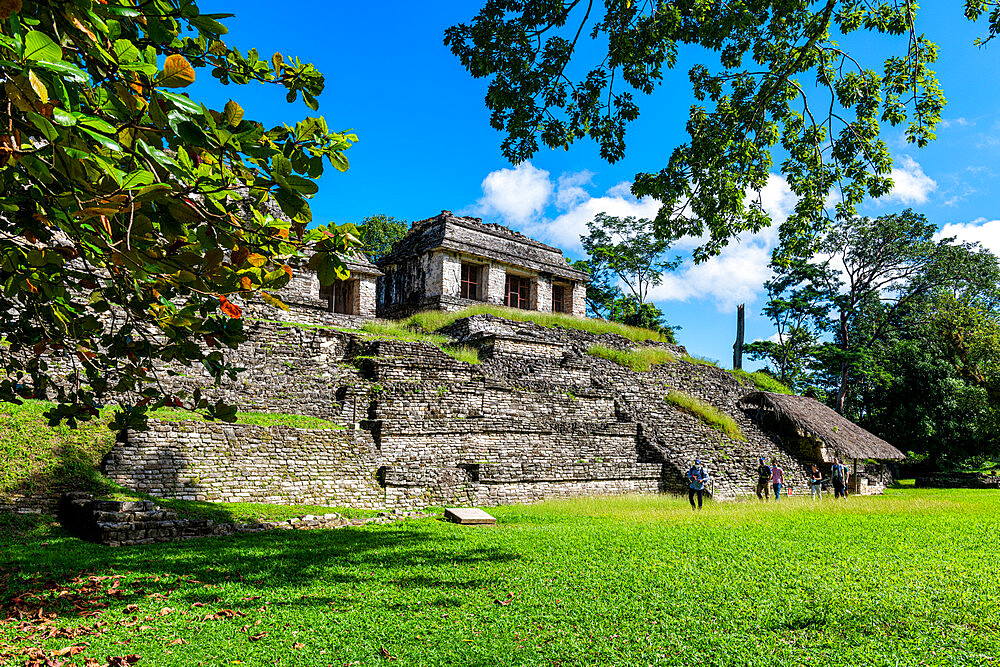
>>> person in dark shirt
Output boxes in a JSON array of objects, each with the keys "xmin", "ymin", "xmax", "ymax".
[
  {"xmin": 688, "ymin": 459, "xmax": 709, "ymax": 510},
  {"xmin": 755, "ymin": 457, "xmax": 771, "ymax": 501},
  {"xmin": 831, "ymin": 458, "xmax": 846, "ymax": 499},
  {"xmin": 809, "ymin": 464, "xmax": 823, "ymax": 500}
]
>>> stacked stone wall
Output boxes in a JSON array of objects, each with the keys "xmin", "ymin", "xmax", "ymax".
[
  {"xmin": 105, "ymin": 421, "xmax": 383, "ymax": 507},
  {"xmin": 99, "ymin": 311, "xmax": 892, "ymax": 509}
]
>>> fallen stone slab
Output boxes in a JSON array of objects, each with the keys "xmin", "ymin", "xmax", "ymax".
[{"xmin": 444, "ymin": 507, "xmax": 497, "ymax": 525}]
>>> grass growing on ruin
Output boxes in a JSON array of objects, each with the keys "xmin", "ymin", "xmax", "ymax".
[
  {"xmin": 665, "ymin": 390, "xmax": 746, "ymax": 441},
  {"xmin": 407, "ymin": 304, "xmax": 675, "ymax": 344},
  {"xmin": 586, "ymin": 344, "xmax": 676, "ymax": 371},
  {"xmin": 144, "ymin": 409, "xmax": 343, "ymax": 430},
  {"xmin": 2, "ymin": 489, "xmax": 999, "ymax": 667},
  {"xmin": 0, "ymin": 401, "xmax": 342, "ymax": 496},
  {"xmin": 0, "ymin": 400, "xmax": 117, "ymax": 497},
  {"xmin": 728, "ymin": 369, "xmax": 795, "ymax": 395},
  {"xmin": 358, "ymin": 321, "xmax": 481, "ymax": 364}
]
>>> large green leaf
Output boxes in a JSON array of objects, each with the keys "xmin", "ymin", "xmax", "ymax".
[
  {"xmin": 112, "ymin": 39, "xmax": 141, "ymax": 63},
  {"xmin": 80, "ymin": 127, "xmax": 123, "ymax": 152},
  {"xmin": 51, "ymin": 108, "xmax": 77, "ymax": 126},
  {"xmin": 24, "ymin": 31, "xmax": 62, "ymax": 63},
  {"xmin": 33, "ymin": 60, "xmax": 89, "ymax": 84},
  {"xmin": 122, "ymin": 170, "xmax": 156, "ymax": 189},
  {"xmin": 158, "ymin": 90, "xmax": 202, "ymax": 115},
  {"xmin": 26, "ymin": 112, "xmax": 58, "ymax": 141}
]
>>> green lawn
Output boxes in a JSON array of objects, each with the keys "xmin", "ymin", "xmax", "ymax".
[{"xmin": 1, "ymin": 489, "xmax": 998, "ymax": 666}]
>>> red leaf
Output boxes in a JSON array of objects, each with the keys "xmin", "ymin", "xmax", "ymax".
[{"xmin": 218, "ymin": 295, "xmax": 242, "ymax": 319}]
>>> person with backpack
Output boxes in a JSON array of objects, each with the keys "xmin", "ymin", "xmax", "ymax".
[
  {"xmin": 688, "ymin": 459, "xmax": 709, "ymax": 510},
  {"xmin": 809, "ymin": 464, "xmax": 823, "ymax": 500},
  {"xmin": 831, "ymin": 458, "xmax": 846, "ymax": 498},
  {"xmin": 755, "ymin": 457, "xmax": 771, "ymax": 501},
  {"xmin": 770, "ymin": 458, "xmax": 784, "ymax": 500}
]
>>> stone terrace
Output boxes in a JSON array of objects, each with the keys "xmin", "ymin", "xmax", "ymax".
[{"xmin": 103, "ymin": 314, "xmax": 825, "ymax": 510}]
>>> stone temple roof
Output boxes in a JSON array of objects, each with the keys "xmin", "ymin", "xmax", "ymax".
[
  {"xmin": 340, "ymin": 251, "xmax": 382, "ymax": 276},
  {"xmin": 377, "ymin": 211, "xmax": 590, "ymax": 282}
]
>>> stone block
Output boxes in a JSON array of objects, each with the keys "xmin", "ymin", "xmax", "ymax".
[{"xmin": 444, "ymin": 508, "xmax": 496, "ymax": 525}]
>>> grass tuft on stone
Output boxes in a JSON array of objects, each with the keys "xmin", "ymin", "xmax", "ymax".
[
  {"xmin": 407, "ymin": 304, "xmax": 675, "ymax": 344},
  {"xmin": 358, "ymin": 321, "xmax": 480, "ymax": 364},
  {"xmin": 145, "ymin": 409, "xmax": 344, "ymax": 430},
  {"xmin": 665, "ymin": 390, "xmax": 746, "ymax": 441},
  {"xmin": 359, "ymin": 320, "xmax": 452, "ymax": 346},
  {"xmin": 728, "ymin": 369, "xmax": 794, "ymax": 395},
  {"xmin": 586, "ymin": 344, "xmax": 676, "ymax": 371}
]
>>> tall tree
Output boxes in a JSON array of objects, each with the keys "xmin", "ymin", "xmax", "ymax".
[
  {"xmin": 0, "ymin": 1, "xmax": 358, "ymax": 427},
  {"xmin": 357, "ymin": 214, "xmax": 409, "ymax": 262},
  {"xmin": 756, "ymin": 210, "xmax": 996, "ymax": 413},
  {"xmin": 854, "ymin": 287, "xmax": 1000, "ymax": 467},
  {"xmin": 570, "ymin": 257, "xmax": 677, "ymax": 341},
  {"xmin": 580, "ymin": 213, "xmax": 679, "ymax": 305},
  {"xmin": 445, "ymin": 2, "xmax": 993, "ymax": 258}
]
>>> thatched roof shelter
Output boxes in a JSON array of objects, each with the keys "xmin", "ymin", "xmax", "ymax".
[{"xmin": 739, "ymin": 392, "xmax": 904, "ymax": 461}]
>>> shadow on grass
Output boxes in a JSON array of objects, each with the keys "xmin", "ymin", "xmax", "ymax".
[{"xmin": 0, "ymin": 522, "xmax": 520, "ymax": 619}]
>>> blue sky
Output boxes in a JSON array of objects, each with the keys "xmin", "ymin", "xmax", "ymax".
[{"xmin": 190, "ymin": 2, "xmax": 1000, "ymax": 366}]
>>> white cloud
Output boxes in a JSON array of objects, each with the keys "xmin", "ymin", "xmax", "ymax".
[
  {"xmin": 605, "ymin": 181, "xmax": 634, "ymax": 198},
  {"xmin": 526, "ymin": 188, "xmax": 662, "ymax": 253},
  {"xmin": 648, "ymin": 234, "xmax": 776, "ymax": 312},
  {"xmin": 756, "ymin": 173, "xmax": 799, "ymax": 225},
  {"xmin": 937, "ymin": 218, "xmax": 1000, "ymax": 254},
  {"xmin": 555, "ymin": 170, "xmax": 594, "ymax": 210},
  {"xmin": 940, "ymin": 117, "xmax": 972, "ymax": 129},
  {"xmin": 466, "ymin": 162, "xmax": 553, "ymax": 224},
  {"xmin": 752, "ymin": 332, "xmax": 783, "ymax": 344},
  {"xmin": 884, "ymin": 156, "xmax": 936, "ymax": 205}
]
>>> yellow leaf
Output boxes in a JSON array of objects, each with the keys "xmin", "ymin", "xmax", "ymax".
[
  {"xmin": 157, "ymin": 54, "xmax": 196, "ymax": 88},
  {"xmin": 68, "ymin": 12, "xmax": 98, "ymax": 42},
  {"xmin": 27, "ymin": 70, "xmax": 47, "ymax": 104},
  {"xmin": 261, "ymin": 291, "xmax": 289, "ymax": 311},
  {"xmin": 246, "ymin": 253, "xmax": 267, "ymax": 268},
  {"xmin": 222, "ymin": 99, "xmax": 244, "ymax": 127}
]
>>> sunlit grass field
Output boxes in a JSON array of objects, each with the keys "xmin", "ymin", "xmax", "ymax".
[{"xmin": 2, "ymin": 488, "xmax": 998, "ymax": 666}]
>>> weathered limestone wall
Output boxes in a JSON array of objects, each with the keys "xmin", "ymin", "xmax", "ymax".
[
  {"xmin": 105, "ymin": 421, "xmax": 383, "ymax": 507},
  {"xmin": 100, "ymin": 311, "xmax": 891, "ymax": 510},
  {"xmin": 534, "ymin": 274, "xmax": 553, "ymax": 313},
  {"xmin": 484, "ymin": 263, "xmax": 506, "ymax": 306}
]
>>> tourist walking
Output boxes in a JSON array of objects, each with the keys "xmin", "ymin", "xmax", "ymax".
[
  {"xmin": 831, "ymin": 458, "xmax": 846, "ymax": 499},
  {"xmin": 755, "ymin": 457, "xmax": 771, "ymax": 501},
  {"xmin": 809, "ymin": 464, "xmax": 822, "ymax": 500},
  {"xmin": 770, "ymin": 458, "xmax": 784, "ymax": 500},
  {"xmin": 688, "ymin": 459, "xmax": 709, "ymax": 510},
  {"xmin": 842, "ymin": 460, "xmax": 851, "ymax": 498}
]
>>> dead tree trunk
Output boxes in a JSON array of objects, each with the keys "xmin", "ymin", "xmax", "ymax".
[{"xmin": 733, "ymin": 304, "xmax": 745, "ymax": 371}]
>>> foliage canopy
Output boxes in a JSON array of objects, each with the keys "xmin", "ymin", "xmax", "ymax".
[
  {"xmin": 446, "ymin": 2, "xmax": 996, "ymax": 259},
  {"xmin": 0, "ymin": 0, "xmax": 358, "ymax": 426},
  {"xmin": 357, "ymin": 214, "xmax": 409, "ymax": 262}
]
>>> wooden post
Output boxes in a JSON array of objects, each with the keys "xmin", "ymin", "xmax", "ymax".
[{"xmin": 733, "ymin": 303, "xmax": 745, "ymax": 370}]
